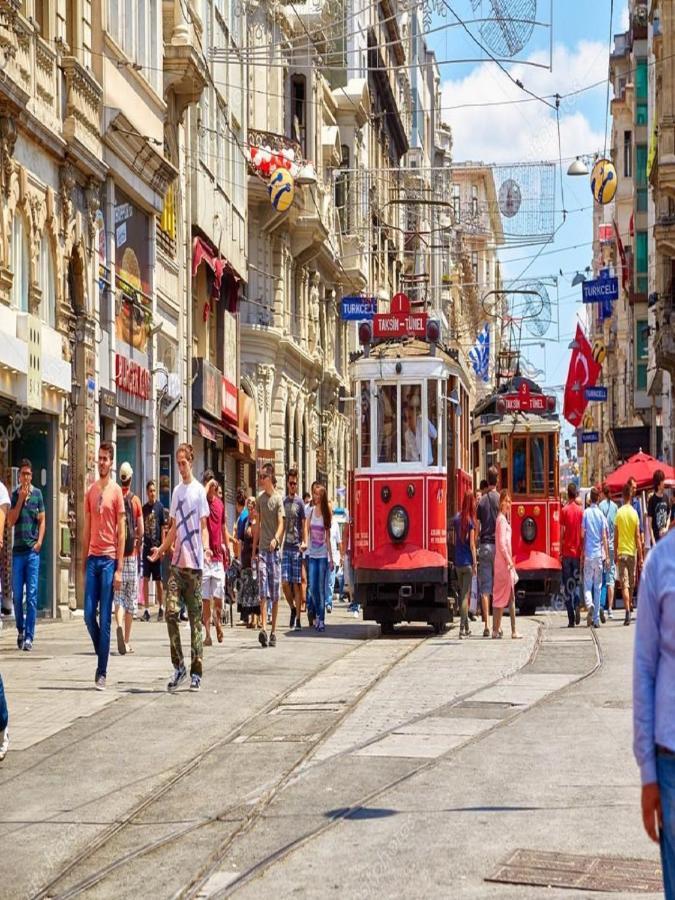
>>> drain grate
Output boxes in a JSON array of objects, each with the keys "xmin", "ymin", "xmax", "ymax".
[{"xmin": 487, "ymin": 849, "xmax": 662, "ymax": 893}]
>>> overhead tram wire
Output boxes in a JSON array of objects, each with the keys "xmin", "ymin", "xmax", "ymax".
[{"xmin": 604, "ymin": 0, "xmax": 615, "ymax": 156}]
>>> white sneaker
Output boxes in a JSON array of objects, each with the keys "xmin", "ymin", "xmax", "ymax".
[
  {"xmin": 0, "ymin": 728, "xmax": 8, "ymax": 761},
  {"xmin": 607, "ymin": 610, "xmax": 614, "ymax": 619}
]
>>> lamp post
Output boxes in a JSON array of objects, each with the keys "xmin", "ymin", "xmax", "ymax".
[{"xmin": 65, "ymin": 378, "xmax": 81, "ymax": 609}]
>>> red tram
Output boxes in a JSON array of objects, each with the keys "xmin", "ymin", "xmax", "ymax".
[
  {"xmin": 349, "ymin": 330, "xmax": 473, "ymax": 633},
  {"xmin": 471, "ymin": 378, "xmax": 562, "ymax": 614}
]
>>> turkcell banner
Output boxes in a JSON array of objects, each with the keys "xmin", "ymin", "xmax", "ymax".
[
  {"xmin": 585, "ymin": 386, "xmax": 608, "ymax": 402},
  {"xmin": 341, "ymin": 297, "xmax": 377, "ymax": 320},
  {"xmin": 582, "ymin": 277, "xmax": 619, "ymax": 303}
]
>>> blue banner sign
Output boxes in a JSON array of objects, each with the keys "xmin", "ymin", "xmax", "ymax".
[
  {"xmin": 582, "ymin": 277, "xmax": 619, "ymax": 303},
  {"xmin": 581, "ymin": 431, "xmax": 600, "ymax": 444},
  {"xmin": 585, "ymin": 386, "xmax": 608, "ymax": 402},
  {"xmin": 341, "ymin": 296, "xmax": 377, "ymax": 320}
]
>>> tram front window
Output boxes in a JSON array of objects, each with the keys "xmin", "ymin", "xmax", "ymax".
[
  {"xmin": 513, "ymin": 437, "xmax": 527, "ymax": 494},
  {"xmin": 401, "ymin": 384, "xmax": 438, "ymax": 464},
  {"xmin": 360, "ymin": 381, "xmax": 371, "ymax": 467},
  {"xmin": 530, "ymin": 436, "xmax": 545, "ymax": 495},
  {"xmin": 377, "ymin": 385, "xmax": 398, "ymax": 463},
  {"xmin": 427, "ymin": 380, "xmax": 439, "ymax": 465}
]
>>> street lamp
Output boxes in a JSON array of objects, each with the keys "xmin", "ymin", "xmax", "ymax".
[
  {"xmin": 567, "ymin": 157, "xmax": 589, "ymax": 176},
  {"xmin": 65, "ymin": 379, "xmax": 81, "ymax": 609}
]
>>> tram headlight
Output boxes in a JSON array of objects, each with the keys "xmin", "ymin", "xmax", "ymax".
[
  {"xmin": 521, "ymin": 516, "xmax": 537, "ymax": 544},
  {"xmin": 388, "ymin": 505, "xmax": 409, "ymax": 542}
]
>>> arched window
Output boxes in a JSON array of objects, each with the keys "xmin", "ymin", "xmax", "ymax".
[
  {"xmin": 11, "ymin": 213, "xmax": 29, "ymax": 312},
  {"xmin": 40, "ymin": 237, "xmax": 56, "ymax": 328}
]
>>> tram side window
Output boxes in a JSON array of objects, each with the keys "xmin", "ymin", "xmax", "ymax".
[
  {"xmin": 428, "ymin": 380, "xmax": 439, "ymax": 466},
  {"xmin": 530, "ymin": 436, "xmax": 545, "ymax": 495},
  {"xmin": 401, "ymin": 384, "xmax": 423, "ymax": 462},
  {"xmin": 512, "ymin": 437, "xmax": 527, "ymax": 494},
  {"xmin": 360, "ymin": 381, "xmax": 371, "ymax": 467},
  {"xmin": 377, "ymin": 385, "xmax": 398, "ymax": 463}
]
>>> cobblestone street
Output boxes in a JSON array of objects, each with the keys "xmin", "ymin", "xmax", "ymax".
[{"xmin": 0, "ymin": 609, "xmax": 657, "ymax": 899}]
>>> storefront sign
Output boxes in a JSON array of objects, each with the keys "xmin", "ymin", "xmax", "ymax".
[
  {"xmin": 373, "ymin": 292, "xmax": 427, "ymax": 339},
  {"xmin": 114, "ymin": 189, "xmax": 151, "ymax": 352},
  {"xmin": 115, "ymin": 354, "xmax": 150, "ymax": 400},
  {"xmin": 498, "ymin": 381, "xmax": 554, "ymax": 413},
  {"xmin": 341, "ymin": 297, "xmax": 377, "ymax": 320},
  {"xmin": 222, "ymin": 378, "xmax": 238, "ymax": 425},
  {"xmin": 192, "ymin": 357, "xmax": 222, "ymax": 420},
  {"xmin": 582, "ymin": 276, "xmax": 619, "ymax": 303},
  {"xmin": 99, "ymin": 388, "xmax": 117, "ymax": 420}
]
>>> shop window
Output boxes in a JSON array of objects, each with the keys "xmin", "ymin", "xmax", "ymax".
[
  {"xmin": 360, "ymin": 381, "xmax": 371, "ymax": 467},
  {"xmin": 11, "ymin": 213, "xmax": 29, "ymax": 313},
  {"xmin": 377, "ymin": 385, "xmax": 398, "ymax": 463}
]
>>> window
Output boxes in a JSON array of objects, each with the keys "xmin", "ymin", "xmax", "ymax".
[
  {"xmin": 401, "ymin": 384, "xmax": 424, "ymax": 462},
  {"xmin": 471, "ymin": 251, "xmax": 478, "ymax": 284},
  {"xmin": 636, "ymin": 230, "xmax": 648, "ymax": 274},
  {"xmin": 107, "ymin": 0, "xmax": 162, "ymax": 93},
  {"xmin": 512, "ymin": 437, "xmax": 527, "ymax": 494},
  {"xmin": 35, "ymin": 0, "xmax": 48, "ymax": 37},
  {"xmin": 40, "ymin": 236, "xmax": 56, "ymax": 327},
  {"xmin": 360, "ymin": 381, "xmax": 371, "ymax": 467},
  {"xmin": 636, "ymin": 318, "xmax": 648, "ymax": 391},
  {"xmin": 635, "ymin": 59, "xmax": 648, "ymax": 99},
  {"xmin": 290, "ymin": 75, "xmax": 306, "ymax": 154},
  {"xmin": 336, "ymin": 144, "xmax": 350, "ymax": 233},
  {"xmin": 636, "ymin": 101, "xmax": 648, "ymax": 125},
  {"xmin": 471, "ymin": 184, "xmax": 478, "ymax": 217},
  {"xmin": 11, "ymin": 214, "xmax": 29, "ymax": 312},
  {"xmin": 529, "ymin": 437, "xmax": 545, "ymax": 495},
  {"xmin": 427, "ymin": 380, "xmax": 439, "ymax": 466},
  {"xmin": 377, "ymin": 385, "xmax": 398, "ymax": 463},
  {"xmin": 636, "ymin": 144, "xmax": 648, "ymax": 187},
  {"xmin": 451, "ymin": 183, "xmax": 460, "ymax": 219},
  {"xmin": 623, "ymin": 130, "xmax": 632, "ymax": 178}
]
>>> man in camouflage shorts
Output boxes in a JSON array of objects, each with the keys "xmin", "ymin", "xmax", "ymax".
[{"xmin": 149, "ymin": 443, "xmax": 211, "ymax": 691}]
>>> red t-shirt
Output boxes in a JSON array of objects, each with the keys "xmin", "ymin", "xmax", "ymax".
[
  {"xmin": 206, "ymin": 496, "xmax": 226, "ymax": 563},
  {"xmin": 560, "ymin": 500, "xmax": 583, "ymax": 559},
  {"xmin": 85, "ymin": 481, "xmax": 124, "ymax": 559}
]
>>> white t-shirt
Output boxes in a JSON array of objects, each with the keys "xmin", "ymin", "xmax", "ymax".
[
  {"xmin": 0, "ymin": 482, "xmax": 10, "ymax": 509},
  {"xmin": 170, "ymin": 478, "xmax": 209, "ymax": 569},
  {"xmin": 403, "ymin": 420, "xmax": 438, "ymax": 464},
  {"xmin": 329, "ymin": 519, "xmax": 341, "ymax": 567}
]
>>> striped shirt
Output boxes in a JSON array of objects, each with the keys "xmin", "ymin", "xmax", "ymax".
[{"xmin": 10, "ymin": 486, "xmax": 44, "ymax": 554}]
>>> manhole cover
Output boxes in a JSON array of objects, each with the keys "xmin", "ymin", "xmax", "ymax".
[{"xmin": 487, "ymin": 849, "xmax": 662, "ymax": 893}]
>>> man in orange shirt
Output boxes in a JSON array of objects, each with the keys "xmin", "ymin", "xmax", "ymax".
[{"xmin": 82, "ymin": 443, "xmax": 125, "ymax": 690}]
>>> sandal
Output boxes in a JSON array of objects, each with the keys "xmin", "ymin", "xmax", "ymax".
[{"xmin": 511, "ymin": 632, "xmax": 523, "ymax": 640}]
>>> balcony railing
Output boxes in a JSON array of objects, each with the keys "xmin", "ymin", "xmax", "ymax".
[
  {"xmin": 247, "ymin": 129, "xmax": 304, "ymax": 165},
  {"xmin": 61, "ymin": 56, "xmax": 103, "ymax": 159}
]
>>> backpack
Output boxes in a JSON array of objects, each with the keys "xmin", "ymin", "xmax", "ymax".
[{"xmin": 123, "ymin": 492, "xmax": 136, "ymax": 556}]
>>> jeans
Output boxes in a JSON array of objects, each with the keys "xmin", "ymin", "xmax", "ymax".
[
  {"xmin": 308, "ymin": 557, "xmax": 329, "ymax": 623},
  {"xmin": 583, "ymin": 557, "xmax": 603, "ymax": 625},
  {"xmin": 562, "ymin": 556, "xmax": 580, "ymax": 625},
  {"xmin": 657, "ymin": 751, "xmax": 675, "ymax": 899},
  {"xmin": 325, "ymin": 566, "xmax": 337, "ymax": 610},
  {"xmin": 0, "ymin": 673, "xmax": 7, "ymax": 732},
  {"xmin": 84, "ymin": 556, "xmax": 116, "ymax": 679},
  {"xmin": 12, "ymin": 551, "xmax": 40, "ymax": 642}
]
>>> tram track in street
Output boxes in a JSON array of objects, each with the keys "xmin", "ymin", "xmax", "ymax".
[
  {"xmin": 32, "ymin": 628, "xmax": 428, "ymax": 900},
  {"xmin": 189, "ymin": 622, "xmax": 602, "ymax": 899}
]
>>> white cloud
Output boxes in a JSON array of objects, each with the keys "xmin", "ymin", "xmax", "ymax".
[
  {"xmin": 620, "ymin": 5, "xmax": 630, "ymax": 32},
  {"xmin": 441, "ymin": 41, "xmax": 607, "ymax": 164}
]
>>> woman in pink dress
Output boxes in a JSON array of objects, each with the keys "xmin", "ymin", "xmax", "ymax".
[{"xmin": 492, "ymin": 490, "xmax": 522, "ymax": 640}]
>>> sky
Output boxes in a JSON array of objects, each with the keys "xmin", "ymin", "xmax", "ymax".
[{"xmin": 426, "ymin": 0, "xmax": 621, "ymax": 428}]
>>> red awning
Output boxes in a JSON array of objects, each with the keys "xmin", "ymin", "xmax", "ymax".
[
  {"xmin": 605, "ymin": 451, "xmax": 675, "ymax": 493},
  {"xmin": 192, "ymin": 236, "xmax": 241, "ymax": 310},
  {"xmin": 232, "ymin": 424, "xmax": 251, "ymax": 446},
  {"xmin": 198, "ymin": 419, "xmax": 219, "ymax": 443}
]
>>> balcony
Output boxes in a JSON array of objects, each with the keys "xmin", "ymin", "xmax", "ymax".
[
  {"xmin": 654, "ymin": 291, "xmax": 675, "ymax": 374},
  {"xmin": 248, "ymin": 129, "xmax": 304, "ymax": 165},
  {"xmin": 653, "ymin": 121, "xmax": 675, "ymax": 200},
  {"xmin": 61, "ymin": 56, "xmax": 103, "ymax": 172}
]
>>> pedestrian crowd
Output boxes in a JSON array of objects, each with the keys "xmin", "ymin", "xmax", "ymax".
[{"xmin": 0, "ymin": 446, "xmax": 348, "ymax": 761}]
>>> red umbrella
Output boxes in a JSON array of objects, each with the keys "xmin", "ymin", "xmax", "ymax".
[{"xmin": 604, "ymin": 451, "xmax": 675, "ymax": 493}]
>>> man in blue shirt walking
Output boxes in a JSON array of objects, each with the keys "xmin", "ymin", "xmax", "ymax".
[
  {"xmin": 580, "ymin": 486, "xmax": 609, "ymax": 628},
  {"xmin": 634, "ymin": 528, "xmax": 675, "ymax": 898},
  {"xmin": 7, "ymin": 459, "xmax": 45, "ymax": 652}
]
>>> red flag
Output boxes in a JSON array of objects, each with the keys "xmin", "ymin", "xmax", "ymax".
[
  {"xmin": 613, "ymin": 219, "xmax": 628, "ymax": 292},
  {"xmin": 563, "ymin": 324, "xmax": 602, "ymax": 427}
]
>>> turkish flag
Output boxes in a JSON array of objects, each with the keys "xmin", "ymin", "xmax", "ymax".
[{"xmin": 563, "ymin": 324, "xmax": 602, "ymax": 427}]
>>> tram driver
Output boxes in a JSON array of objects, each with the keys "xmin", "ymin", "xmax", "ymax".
[{"xmin": 403, "ymin": 387, "xmax": 437, "ymax": 465}]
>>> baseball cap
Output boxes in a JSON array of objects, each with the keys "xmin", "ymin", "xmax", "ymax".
[{"xmin": 119, "ymin": 461, "xmax": 133, "ymax": 483}]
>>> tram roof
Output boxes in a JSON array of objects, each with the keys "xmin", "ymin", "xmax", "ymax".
[
  {"xmin": 472, "ymin": 375, "xmax": 559, "ymax": 421},
  {"xmin": 351, "ymin": 339, "xmax": 464, "ymax": 374}
]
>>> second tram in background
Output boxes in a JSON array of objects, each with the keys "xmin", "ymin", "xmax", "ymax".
[{"xmin": 472, "ymin": 377, "xmax": 562, "ymax": 615}]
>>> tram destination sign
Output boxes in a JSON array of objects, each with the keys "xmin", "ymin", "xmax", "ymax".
[
  {"xmin": 585, "ymin": 386, "xmax": 608, "ymax": 402},
  {"xmin": 341, "ymin": 296, "xmax": 377, "ymax": 320},
  {"xmin": 498, "ymin": 382, "xmax": 555, "ymax": 414},
  {"xmin": 372, "ymin": 292, "xmax": 427, "ymax": 338},
  {"xmin": 582, "ymin": 276, "xmax": 619, "ymax": 303}
]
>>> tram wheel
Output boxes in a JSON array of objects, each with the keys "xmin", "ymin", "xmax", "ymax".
[
  {"xmin": 432, "ymin": 622, "xmax": 446, "ymax": 635},
  {"xmin": 380, "ymin": 622, "xmax": 395, "ymax": 636}
]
